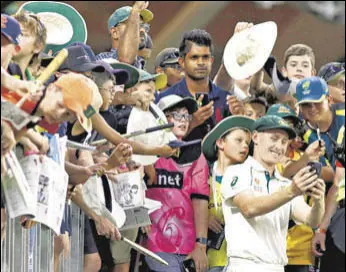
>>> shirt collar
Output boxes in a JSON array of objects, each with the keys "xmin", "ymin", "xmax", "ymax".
[
  {"xmin": 246, "ymin": 156, "xmax": 287, "ymax": 181},
  {"xmin": 179, "ymin": 78, "xmax": 220, "ymax": 98}
]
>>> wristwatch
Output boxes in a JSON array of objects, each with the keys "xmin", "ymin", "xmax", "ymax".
[
  {"xmin": 315, "ymin": 226, "xmax": 327, "ymax": 234},
  {"xmin": 196, "ymin": 237, "xmax": 208, "ymax": 245}
]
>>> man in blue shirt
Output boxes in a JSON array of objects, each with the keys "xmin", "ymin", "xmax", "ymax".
[
  {"xmin": 296, "ymin": 76, "xmax": 345, "ymax": 182},
  {"xmin": 156, "ymin": 29, "xmax": 230, "ymax": 142},
  {"xmin": 96, "ymin": 2, "xmax": 153, "ymax": 70}
]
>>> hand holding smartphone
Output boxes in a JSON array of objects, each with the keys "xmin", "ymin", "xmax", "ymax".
[
  {"xmin": 195, "ymin": 93, "xmax": 209, "ymax": 107},
  {"xmin": 181, "ymin": 259, "xmax": 196, "ymax": 272}
]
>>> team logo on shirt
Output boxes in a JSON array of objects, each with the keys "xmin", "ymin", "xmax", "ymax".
[
  {"xmin": 231, "ymin": 176, "xmax": 238, "ymax": 187},
  {"xmin": 253, "ymin": 178, "xmax": 263, "ymax": 193},
  {"xmin": 150, "ymin": 169, "xmax": 184, "ymax": 189}
]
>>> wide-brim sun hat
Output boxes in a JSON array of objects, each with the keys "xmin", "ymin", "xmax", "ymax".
[
  {"xmin": 223, "ymin": 21, "xmax": 277, "ymax": 80},
  {"xmin": 19, "ymin": 1, "xmax": 87, "ymax": 54},
  {"xmin": 202, "ymin": 116, "xmax": 254, "ymax": 161}
]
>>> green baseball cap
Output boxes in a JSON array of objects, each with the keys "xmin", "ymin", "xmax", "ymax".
[
  {"xmin": 202, "ymin": 116, "xmax": 254, "ymax": 161},
  {"xmin": 266, "ymin": 104, "xmax": 301, "ymax": 125},
  {"xmin": 138, "ymin": 70, "xmax": 167, "ymax": 90},
  {"xmin": 252, "ymin": 115, "xmax": 296, "ymax": 139},
  {"xmin": 108, "ymin": 6, "xmax": 153, "ymax": 32}
]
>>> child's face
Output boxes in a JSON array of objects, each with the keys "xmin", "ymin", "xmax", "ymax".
[
  {"xmin": 165, "ymin": 107, "xmax": 190, "ymax": 139},
  {"xmin": 282, "ymin": 55, "xmax": 315, "ymax": 81},
  {"xmin": 244, "ymin": 103, "xmax": 266, "ymax": 120}
]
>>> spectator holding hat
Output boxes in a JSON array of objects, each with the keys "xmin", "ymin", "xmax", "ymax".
[
  {"xmin": 221, "ymin": 115, "xmax": 325, "ymax": 272},
  {"xmin": 296, "ymin": 76, "xmax": 344, "ymax": 178},
  {"xmin": 155, "ymin": 47, "xmax": 184, "ymax": 91},
  {"xmin": 318, "ymin": 62, "xmax": 345, "ymax": 104},
  {"xmin": 144, "ymin": 94, "xmax": 209, "ymax": 272},
  {"xmin": 96, "ymin": 1, "xmax": 153, "ymax": 69},
  {"xmin": 201, "ymin": 115, "xmax": 254, "ymax": 272}
]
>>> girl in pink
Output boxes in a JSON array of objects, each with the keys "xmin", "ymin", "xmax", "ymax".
[{"xmin": 145, "ymin": 95, "xmax": 210, "ymax": 272}]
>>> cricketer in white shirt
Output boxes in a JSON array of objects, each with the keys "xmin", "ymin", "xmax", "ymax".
[{"xmin": 221, "ymin": 154, "xmax": 325, "ymax": 272}]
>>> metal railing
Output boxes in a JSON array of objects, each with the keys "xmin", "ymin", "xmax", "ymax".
[{"xmin": 1, "ymin": 203, "xmax": 85, "ymax": 272}]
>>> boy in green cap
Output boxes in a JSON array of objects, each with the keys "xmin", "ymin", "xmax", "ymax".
[{"xmin": 202, "ymin": 116, "xmax": 254, "ymax": 272}]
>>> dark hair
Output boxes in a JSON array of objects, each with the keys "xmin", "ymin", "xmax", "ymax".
[{"xmin": 179, "ymin": 29, "xmax": 214, "ymax": 58}]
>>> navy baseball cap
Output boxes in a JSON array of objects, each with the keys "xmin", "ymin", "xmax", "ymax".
[
  {"xmin": 296, "ymin": 76, "xmax": 329, "ymax": 105},
  {"xmin": 107, "ymin": 6, "xmax": 153, "ymax": 32},
  {"xmin": 318, "ymin": 62, "xmax": 345, "ymax": 83},
  {"xmin": 67, "ymin": 42, "xmax": 130, "ymax": 86},
  {"xmin": 57, "ymin": 46, "xmax": 105, "ymax": 73},
  {"xmin": 1, "ymin": 14, "xmax": 22, "ymax": 44}
]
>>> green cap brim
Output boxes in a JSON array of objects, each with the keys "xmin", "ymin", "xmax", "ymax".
[
  {"xmin": 20, "ymin": 1, "xmax": 87, "ymax": 54},
  {"xmin": 109, "ymin": 63, "xmax": 140, "ymax": 89},
  {"xmin": 202, "ymin": 116, "xmax": 254, "ymax": 161}
]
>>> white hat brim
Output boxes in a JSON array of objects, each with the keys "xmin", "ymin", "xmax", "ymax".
[{"xmin": 223, "ymin": 21, "xmax": 277, "ymax": 80}]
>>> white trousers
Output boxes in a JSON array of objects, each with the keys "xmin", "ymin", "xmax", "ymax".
[{"xmin": 224, "ymin": 258, "xmax": 284, "ymax": 272}]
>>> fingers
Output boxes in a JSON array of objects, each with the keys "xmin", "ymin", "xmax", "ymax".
[
  {"xmin": 312, "ymin": 236, "xmax": 325, "ymax": 257},
  {"xmin": 209, "ymin": 217, "xmax": 223, "ymax": 233}
]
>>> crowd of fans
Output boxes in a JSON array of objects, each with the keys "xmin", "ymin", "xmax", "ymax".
[{"xmin": 1, "ymin": 1, "xmax": 345, "ymax": 272}]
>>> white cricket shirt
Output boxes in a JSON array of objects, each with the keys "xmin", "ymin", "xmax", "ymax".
[{"xmin": 221, "ymin": 156, "xmax": 302, "ymax": 267}]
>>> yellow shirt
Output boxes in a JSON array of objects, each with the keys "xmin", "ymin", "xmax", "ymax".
[
  {"xmin": 277, "ymin": 149, "xmax": 314, "ymax": 265},
  {"xmin": 208, "ymin": 173, "xmax": 227, "ymax": 268}
]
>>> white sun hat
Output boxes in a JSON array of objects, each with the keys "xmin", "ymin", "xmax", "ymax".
[{"xmin": 223, "ymin": 21, "xmax": 278, "ymax": 80}]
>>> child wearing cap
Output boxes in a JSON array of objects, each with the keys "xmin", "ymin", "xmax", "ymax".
[
  {"xmin": 144, "ymin": 94, "xmax": 210, "ymax": 271},
  {"xmin": 221, "ymin": 115, "xmax": 325, "ymax": 272},
  {"xmin": 318, "ymin": 62, "xmax": 345, "ymax": 104},
  {"xmin": 201, "ymin": 116, "xmax": 254, "ymax": 272},
  {"xmin": 296, "ymin": 76, "xmax": 345, "ymax": 177}
]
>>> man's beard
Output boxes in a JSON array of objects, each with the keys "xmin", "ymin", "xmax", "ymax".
[{"xmin": 186, "ymin": 71, "xmax": 209, "ymax": 81}]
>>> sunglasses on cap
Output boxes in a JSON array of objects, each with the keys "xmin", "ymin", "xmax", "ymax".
[
  {"xmin": 163, "ymin": 63, "xmax": 183, "ymax": 71},
  {"xmin": 160, "ymin": 50, "xmax": 180, "ymax": 66},
  {"xmin": 321, "ymin": 63, "xmax": 345, "ymax": 82}
]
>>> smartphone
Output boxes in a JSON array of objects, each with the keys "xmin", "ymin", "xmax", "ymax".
[
  {"xmin": 307, "ymin": 161, "xmax": 322, "ymax": 178},
  {"xmin": 181, "ymin": 259, "xmax": 196, "ymax": 272},
  {"xmin": 195, "ymin": 92, "xmax": 209, "ymax": 107}
]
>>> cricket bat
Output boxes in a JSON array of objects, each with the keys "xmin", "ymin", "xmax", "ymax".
[{"xmin": 16, "ymin": 49, "xmax": 69, "ymax": 107}]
